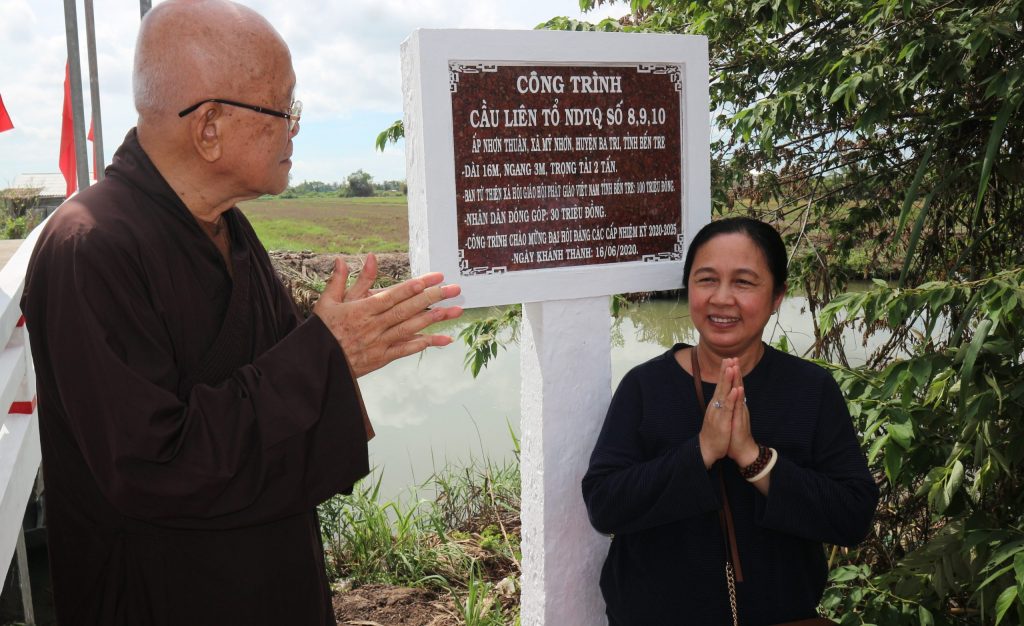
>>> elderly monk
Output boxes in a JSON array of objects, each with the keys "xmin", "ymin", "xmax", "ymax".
[{"xmin": 20, "ymin": 1, "xmax": 461, "ymax": 624}]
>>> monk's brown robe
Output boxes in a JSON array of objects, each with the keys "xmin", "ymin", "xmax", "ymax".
[{"xmin": 22, "ymin": 130, "xmax": 369, "ymax": 626}]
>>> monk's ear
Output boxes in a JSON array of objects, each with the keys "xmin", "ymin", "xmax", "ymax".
[{"xmin": 190, "ymin": 104, "xmax": 223, "ymax": 163}]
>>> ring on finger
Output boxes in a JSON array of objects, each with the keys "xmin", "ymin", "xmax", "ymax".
[{"xmin": 713, "ymin": 400, "xmax": 723, "ymax": 409}]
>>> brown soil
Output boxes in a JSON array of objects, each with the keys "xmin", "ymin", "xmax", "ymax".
[
  {"xmin": 332, "ymin": 584, "xmax": 457, "ymax": 626},
  {"xmin": 268, "ymin": 251, "xmax": 413, "ymax": 317},
  {"xmin": 269, "ymin": 250, "xmax": 411, "ymax": 283}
]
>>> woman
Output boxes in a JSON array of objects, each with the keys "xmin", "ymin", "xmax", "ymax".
[{"xmin": 583, "ymin": 217, "xmax": 879, "ymax": 625}]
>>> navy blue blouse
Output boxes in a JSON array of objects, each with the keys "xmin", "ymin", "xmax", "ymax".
[{"xmin": 583, "ymin": 344, "xmax": 878, "ymax": 625}]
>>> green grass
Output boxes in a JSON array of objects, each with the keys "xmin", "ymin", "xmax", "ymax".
[
  {"xmin": 251, "ymin": 193, "xmax": 410, "ymax": 206},
  {"xmin": 251, "ymin": 219, "xmax": 335, "ymax": 251},
  {"xmin": 318, "ymin": 448, "xmax": 521, "ymax": 625},
  {"xmin": 238, "ymin": 195, "xmax": 409, "ymax": 253},
  {"xmin": 238, "ymin": 194, "xmax": 892, "ymax": 278}
]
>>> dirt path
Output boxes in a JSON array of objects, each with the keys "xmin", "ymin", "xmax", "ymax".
[{"xmin": 333, "ymin": 584, "xmax": 459, "ymax": 626}]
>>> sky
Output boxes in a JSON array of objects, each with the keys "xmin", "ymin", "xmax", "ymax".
[{"xmin": 0, "ymin": 0, "xmax": 626, "ymax": 189}]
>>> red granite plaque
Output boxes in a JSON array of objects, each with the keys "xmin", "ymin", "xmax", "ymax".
[{"xmin": 450, "ymin": 63, "xmax": 684, "ymax": 275}]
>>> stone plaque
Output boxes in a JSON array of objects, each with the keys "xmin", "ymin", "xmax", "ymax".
[
  {"xmin": 450, "ymin": 63, "xmax": 685, "ymax": 275},
  {"xmin": 402, "ymin": 29, "xmax": 709, "ymax": 308}
]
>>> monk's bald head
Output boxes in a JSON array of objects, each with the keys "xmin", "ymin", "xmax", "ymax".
[{"xmin": 133, "ymin": 0, "xmax": 291, "ymax": 120}]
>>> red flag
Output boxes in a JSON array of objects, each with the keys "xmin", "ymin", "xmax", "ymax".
[
  {"xmin": 87, "ymin": 118, "xmax": 97, "ymax": 180},
  {"xmin": 0, "ymin": 93, "xmax": 13, "ymax": 133},
  {"xmin": 59, "ymin": 62, "xmax": 77, "ymax": 197}
]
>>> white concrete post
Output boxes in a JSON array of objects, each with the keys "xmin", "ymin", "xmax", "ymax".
[
  {"xmin": 520, "ymin": 297, "xmax": 611, "ymax": 626},
  {"xmin": 402, "ymin": 28, "xmax": 709, "ymax": 625}
]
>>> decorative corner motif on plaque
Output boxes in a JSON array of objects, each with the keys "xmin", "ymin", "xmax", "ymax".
[
  {"xmin": 458, "ymin": 256, "xmax": 508, "ymax": 276},
  {"xmin": 640, "ymin": 234, "xmax": 686, "ymax": 263},
  {"xmin": 635, "ymin": 64, "xmax": 683, "ymax": 93},
  {"xmin": 462, "ymin": 266, "xmax": 506, "ymax": 276},
  {"xmin": 449, "ymin": 63, "xmax": 500, "ymax": 93},
  {"xmin": 641, "ymin": 251, "xmax": 683, "ymax": 263}
]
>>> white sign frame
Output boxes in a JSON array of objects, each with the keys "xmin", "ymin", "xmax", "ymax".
[{"xmin": 402, "ymin": 29, "xmax": 710, "ymax": 308}]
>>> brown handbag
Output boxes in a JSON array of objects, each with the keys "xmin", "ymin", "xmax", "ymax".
[{"xmin": 690, "ymin": 348, "xmax": 838, "ymax": 626}]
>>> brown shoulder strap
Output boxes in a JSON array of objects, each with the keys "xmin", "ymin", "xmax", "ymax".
[{"xmin": 691, "ymin": 347, "xmax": 744, "ymax": 583}]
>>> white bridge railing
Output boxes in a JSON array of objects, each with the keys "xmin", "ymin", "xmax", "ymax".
[{"xmin": 0, "ymin": 224, "xmax": 45, "ymax": 618}]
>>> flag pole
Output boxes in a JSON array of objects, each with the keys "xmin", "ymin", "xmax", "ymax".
[
  {"xmin": 62, "ymin": 0, "xmax": 90, "ymax": 193},
  {"xmin": 84, "ymin": 0, "xmax": 104, "ymax": 180}
]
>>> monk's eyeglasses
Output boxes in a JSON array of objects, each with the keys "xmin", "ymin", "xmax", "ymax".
[{"xmin": 177, "ymin": 98, "xmax": 302, "ymax": 132}]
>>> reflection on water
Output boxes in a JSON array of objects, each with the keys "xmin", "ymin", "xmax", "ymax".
[
  {"xmin": 359, "ymin": 293, "xmax": 880, "ymax": 500},
  {"xmin": 359, "ymin": 307, "xmax": 523, "ymax": 501},
  {"xmin": 613, "ymin": 298, "xmax": 694, "ymax": 349}
]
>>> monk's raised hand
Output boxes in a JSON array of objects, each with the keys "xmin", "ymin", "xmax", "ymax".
[
  {"xmin": 341, "ymin": 253, "xmax": 379, "ymax": 302},
  {"xmin": 313, "ymin": 257, "xmax": 463, "ymax": 377}
]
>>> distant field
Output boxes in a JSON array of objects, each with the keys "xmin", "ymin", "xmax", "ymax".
[
  {"xmin": 236, "ymin": 195, "xmax": 884, "ymax": 273},
  {"xmin": 238, "ymin": 195, "xmax": 409, "ymax": 253}
]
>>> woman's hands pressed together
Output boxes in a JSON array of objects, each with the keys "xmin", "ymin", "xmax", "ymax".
[{"xmin": 697, "ymin": 354, "xmax": 761, "ymax": 472}]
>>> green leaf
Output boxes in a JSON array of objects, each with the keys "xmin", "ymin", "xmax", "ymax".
[
  {"xmin": 995, "ymin": 585, "xmax": 1018, "ymax": 625},
  {"xmin": 830, "ymin": 565, "xmax": 861, "ymax": 582},
  {"xmin": 931, "ymin": 286, "xmax": 956, "ymax": 310},
  {"xmin": 977, "ymin": 564, "xmax": 1015, "ymax": 594},
  {"xmin": 867, "ymin": 432, "xmax": 888, "ymax": 464},
  {"xmin": 884, "ymin": 439, "xmax": 904, "ymax": 482},
  {"xmin": 962, "ymin": 319, "xmax": 993, "ymax": 383},
  {"xmin": 938, "ymin": 460, "xmax": 964, "ymax": 514},
  {"xmin": 917, "ymin": 466, "xmax": 947, "ymax": 497},
  {"xmin": 897, "ymin": 40, "xmax": 917, "ymax": 62},
  {"xmin": 888, "ymin": 420, "xmax": 914, "ymax": 449},
  {"xmin": 1015, "ymin": 553, "xmax": 1024, "ymax": 589},
  {"xmin": 925, "ymin": 368, "xmax": 954, "ymax": 405},
  {"xmin": 374, "ymin": 119, "xmax": 405, "ymax": 152},
  {"xmin": 918, "ymin": 605, "xmax": 935, "ymax": 626},
  {"xmin": 932, "ymin": 560, "xmax": 947, "ymax": 598},
  {"xmin": 899, "ymin": 186, "xmax": 936, "ymax": 288},
  {"xmin": 990, "ymin": 447, "xmax": 1012, "ymax": 473},
  {"xmin": 971, "ymin": 93, "xmax": 1023, "ymax": 230},
  {"xmin": 929, "ymin": 473, "xmax": 949, "ymax": 513},
  {"xmin": 895, "ymin": 143, "xmax": 934, "ymax": 237},
  {"xmin": 977, "ymin": 539, "xmax": 1024, "ymax": 595},
  {"xmin": 909, "ymin": 358, "xmax": 932, "ymax": 386}
]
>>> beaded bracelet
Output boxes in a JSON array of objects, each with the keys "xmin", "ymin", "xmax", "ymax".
[
  {"xmin": 745, "ymin": 446, "xmax": 774, "ymax": 485},
  {"xmin": 739, "ymin": 444, "xmax": 772, "ymax": 480},
  {"xmin": 745, "ymin": 447, "xmax": 778, "ymax": 483}
]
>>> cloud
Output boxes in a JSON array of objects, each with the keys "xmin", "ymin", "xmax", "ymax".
[
  {"xmin": 0, "ymin": 0, "xmax": 628, "ymax": 183},
  {"xmin": 361, "ymin": 345, "xmax": 520, "ymax": 429},
  {"xmin": 0, "ymin": 0, "xmax": 37, "ymax": 44}
]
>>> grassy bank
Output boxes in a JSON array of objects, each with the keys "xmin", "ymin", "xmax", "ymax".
[
  {"xmin": 238, "ymin": 195, "xmax": 408, "ymax": 254},
  {"xmin": 240, "ymin": 195, "xmax": 899, "ymax": 278},
  {"xmin": 319, "ymin": 447, "xmax": 522, "ymax": 626}
]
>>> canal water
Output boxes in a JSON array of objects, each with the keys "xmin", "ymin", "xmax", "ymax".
[{"xmin": 357, "ymin": 294, "xmax": 882, "ymax": 501}]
